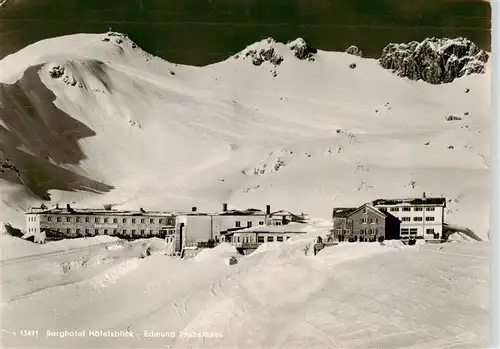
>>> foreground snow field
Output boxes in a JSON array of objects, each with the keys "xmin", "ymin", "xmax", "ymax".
[
  {"xmin": 1, "ymin": 231, "xmax": 488, "ymax": 349},
  {"xmin": 0, "ymin": 32, "xmax": 491, "ymax": 239}
]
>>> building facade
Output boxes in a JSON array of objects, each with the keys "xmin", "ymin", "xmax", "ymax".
[
  {"xmin": 332, "ymin": 204, "xmax": 400, "ymax": 242},
  {"xmin": 25, "ymin": 204, "xmax": 176, "ymax": 241},
  {"xmin": 371, "ymin": 197, "xmax": 446, "ymax": 240}
]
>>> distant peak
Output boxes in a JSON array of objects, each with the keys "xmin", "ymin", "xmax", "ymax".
[{"xmin": 379, "ymin": 37, "xmax": 489, "ymax": 84}]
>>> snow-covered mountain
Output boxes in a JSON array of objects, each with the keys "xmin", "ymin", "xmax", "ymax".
[{"xmin": 0, "ymin": 32, "xmax": 491, "ymax": 239}]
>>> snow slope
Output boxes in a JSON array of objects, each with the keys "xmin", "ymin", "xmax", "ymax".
[
  {"xmin": 1, "ymin": 229, "xmax": 489, "ymax": 349},
  {"xmin": 0, "ymin": 32, "xmax": 491, "ymax": 238}
]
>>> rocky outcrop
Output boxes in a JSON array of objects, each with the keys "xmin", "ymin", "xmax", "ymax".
[
  {"xmin": 287, "ymin": 38, "xmax": 317, "ymax": 61},
  {"xmin": 345, "ymin": 45, "xmax": 363, "ymax": 57},
  {"xmin": 379, "ymin": 37, "xmax": 489, "ymax": 84},
  {"xmin": 244, "ymin": 39, "xmax": 284, "ymax": 66}
]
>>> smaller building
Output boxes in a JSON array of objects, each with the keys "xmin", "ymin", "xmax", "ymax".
[
  {"xmin": 268, "ymin": 210, "xmax": 307, "ymax": 226},
  {"xmin": 220, "ymin": 223, "xmax": 308, "ymax": 249}
]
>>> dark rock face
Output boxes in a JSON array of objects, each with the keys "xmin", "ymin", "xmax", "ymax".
[
  {"xmin": 287, "ymin": 38, "xmax": 317, "ymax": 61},
  {"xmin": 379, "ymin": 37, "xmax": 489, "ymax": 84},
  {"xmin": 345, "ymin": 45, "xmax": 363, "ymax": 57},
  {"xmin": 0, "ymin": 65, "xmax": 114, "ymax": 200},
  {"xmin": 49, "ymin": 65, "xmax": 65, "ymax": 79}
]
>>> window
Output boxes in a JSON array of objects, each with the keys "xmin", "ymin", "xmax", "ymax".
[
  {"xmin": 426, "ymin": 229, "xmax": 435, "ymax": 234},
  {"xmin": 48, "ymin": 216, "xmax": 52, "ymax": 222},
  {"xmin": 132, "ymin": 229, "xmax": 136, "ymax": 234},
  {"xmin": 150, "ymin": 230, "xmax": 153, "ymax": 235},
  {"xmin": 76, "ymin": 217, "xmax": 80, "ymax": 223},
  {"xmin": 413, "ymin": 217, "xmax": 423, "ymax": 221},
  {"xmin": 93, "ymin": 217, "xmax": 98, "ymax": 223},
  {"xmin": 390, "ymin": 207, "xmax": 399, "ymax": 212},
  {"xmin": 402, "ymin": 207, "xmax": 411, "ymax": 212},
  {"xmin": 414, "ymin": 207, "xmax": 423, "ymax": 211},
  {"xmin": 402, "ymin": 217, "xmax": 411, "ymax": 222},
  {"xmin": 104, "ymin": 229, "xmax": 108, "ymax": 235},
  {"xmin": 113, "ymin": 229, "xmax": 117, "ymax": 235},
  {"xmin": 102, "ymin": 218, "xmax": 107, "ymax": 223},
  {"xmin": 167, "ymin": 219, "xmax": 174, "ymax": 225},
  {"xmin": 113, "ymin": 218, "xmax": 117, "ymax": 223},
  {"xmin": 132, "ymin": 219, "xmax": 136, "ymax": 223},
  {"xmin": 123, "ymin": 230, "xmax": 127, "ymax": 235},
  {"xmin": 85, "ymin": 229, "xmax": 89, "ymax": 235},
  {"xmin": 380, "ymin": 207, "xmax": 387, "ymax": 212},
  {"xmin": 237, "ymin": 236, "xmax": 240, "ymax": 243},
  {"xmin": 258, "ymin": 236, "xmax": 265, "ymax": 243},
  {"xmin": 259, "ymin": 221, "xmax": 264, "ymax": 225},
  {"xmin": 235, "ymin": 221, "xmax": 241, "ymax": 228},
  {"xmin": 247, "ymin": 221, "xmax": 252, "ymax": 228},
  {"xmin": 401, "ymin": 228, "xmax": 409, "ymax": 235},
  {"xmin": 267, "ymin": 236, "xmax": 274, "ymax": 242},
  {"xmin": 277, "ymin": 236, "xmax": 284, "ymax": 242},
  {"xmin": 141, "ymin": 229, "xmax": 145, "ymax": 235},
  {"xmin": 361, "ymin": 218, "xmax": 367, "ymax": 223},
  {"xmin": 66, "ymin": 217, "xmax": 71, "ymax": 222},
  {"xmin": 410, "ymin": 228, "xmax": 418, "ymax": 235},
  {"xmin": 425, "ymin": 216, "xmax": 435, "ymax": 221},
  {"xmin": 276, "ymin": 221, "xmax": 282, "ymax": 226},
  {"xmin": 141, "ymin": 219, "xmax": 145, "ymax": 223},
  {"xmin": 159, "ymin": 219, "xmax": 163, "ymax": 224},
  {"xmin": 95, "ymin": 229, "xmax": 99, "ymax": 235},
  {"xmin": 66, "ymin": 228, "xmax": 71, "ymax": 234},
  {"xmin": 123, "ymin": 218, "xmax": 127, "ymax": 223},
  {"xmin": 426, "ymin": 207, "xmax": 435, "ymax": 211},
  {"xmin": 150, "ymin": 219, "xmax": 154, "ymax": 224},
  {"xmin": 85, "ymin": 217, "xmax": 89, "ymax": 223}
]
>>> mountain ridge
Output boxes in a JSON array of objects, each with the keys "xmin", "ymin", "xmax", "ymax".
[{"xmin": 0, "ymin": 32, "xmax": 491, "ymax": 238}]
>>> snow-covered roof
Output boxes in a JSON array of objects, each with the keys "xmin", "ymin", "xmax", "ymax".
[
  {"xmin": 230, "ymin": 223, "xmax": 309, "ymax": 234},
  {"xmin": 25, "ymin": 207, "xmax": 175, "ymax": 217},
  {"xmin": 371, "ymin": 197, "xmax": 446, "ymax": 207}
]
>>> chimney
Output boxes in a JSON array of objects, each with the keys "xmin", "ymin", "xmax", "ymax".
[
  {"xmin": 192, "ymin": 206, "xmax": 197, "ymax": 212},
  {"xmin": 266, "ymin": 205, "xmax": 271, "ymax": 215},
  {"xmin": 222, "ymin": 203, "xmax": 228, "ymax": 212},
  {"xmin": 140, "ymin": 207, "xmax": 146, "ymax": 213},
  {"xmin": 55, "ymin": 203, "xmax": 59, "ymax": 209},
  {"xmin": 66, "ymin": 203, "xmax": 71, "ymax": 211}
]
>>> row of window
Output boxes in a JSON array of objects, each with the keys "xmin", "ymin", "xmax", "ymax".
[
  {"xmin": 28, "ymin": 216, "xmax": 37, "ymax": 222},
  {"xmin": 361, "ymin": 218, "xmax": 379, "ymax": 224},
  {"xmin": 335, "ymin": 229, "xmax": 378, "ymax": 235},
  {"xmin": 400, "ymin": 228, "xmax": 436, "ymax": 234},
  {"xmin": 46, "ymin": 216, "xmax": 174, "ymax": 225},
  {"xmin": 230, "ymin": 235, "xmax": 290, "ymax": 243},
  {"xmin": 55, "ymin": 228, "xmax": 175, "ymax": 236},
  {"xmin": 234, "ymin": 221, "xmax": 265, "ymax": 228},
  {"xmin": 401, "ymin": 216, "xmax": 436, "ymax": 222},
  {"xmin": 388, "ymin": 207, "xmax": 436, "ymax": 212}
]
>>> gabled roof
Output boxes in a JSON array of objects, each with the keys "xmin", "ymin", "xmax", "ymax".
[
  {"xmin": 371, "ymin": 197, "xmax": 446, "ymax": 207},
  {"xmin": 332, "ymin": 207, "xmax": 357, "ymax": 218},
  {"xmin": 333, "ymin": 204, "xmax": 389, "ymax": 219}
]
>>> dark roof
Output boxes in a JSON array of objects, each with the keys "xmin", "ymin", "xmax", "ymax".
[
  {"xmin": 332, "ymin": 207, "xmax": 358, "ymax": 218},
  {"xmin": 371, "ymin": 197, "xmax": 446, "ymax": 206},
  {"xmin": 218, "ymin": 209, "xmax": 266, "ymax": 216}
]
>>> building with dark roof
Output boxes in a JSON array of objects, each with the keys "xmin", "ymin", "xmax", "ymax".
[{"xmin": 332, "ymin": 204, "xmax": 400, "ymax": 242}]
